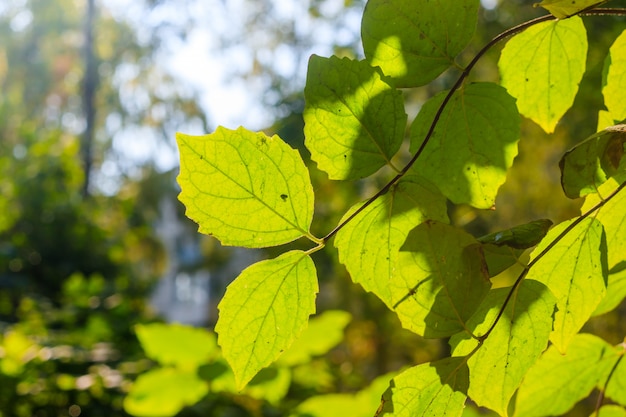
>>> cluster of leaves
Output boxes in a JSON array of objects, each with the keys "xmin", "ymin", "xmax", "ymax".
[
  {"xmin": 173, "ymin": 1, "xmax": 626, "ymax": 416},
  {"xmin": 123, "ymin": 311, "xmax": 377, "ymax": 417}
]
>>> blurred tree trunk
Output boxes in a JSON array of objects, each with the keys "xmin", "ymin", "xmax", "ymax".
[{"xmin": 81, "ymin": 0, "xmax": 97, "ymax": 197}]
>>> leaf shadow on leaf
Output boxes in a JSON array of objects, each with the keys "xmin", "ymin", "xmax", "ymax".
[
  {"xmin": 304, "ymin": 57, "xmax": 406, "ymax": 180},
  {"xmin": 410, "ymin": 83, "xmax": 521, "ymax": 209},
  {"xmin": 392, "ymin": 221, "xmax": 491, "ymax": 338}
]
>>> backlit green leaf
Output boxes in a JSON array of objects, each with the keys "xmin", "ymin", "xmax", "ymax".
[
  {"xmin": 514, "ymin": 333, "xmax": 619, "ymax": 417},
  {"xmin": 499, "ymin": 17, "xmax": 587, "ymax": 133},
  {"xmin": 605, "ymin": 345, "xmax": 626, "ymax": 407},
  {"xmin": 245, "ymin": 367, "xmax": 291, "ymax": 405},
  {"xmin": 176, "ymin": 128, "xmax": 314, "ymax": 248},
  {"xmin": 603, "ymin": 30, "xmax": 626, "ymax": 121},
  {"xmin": 361, "ymin": 0, "xmax": 479, "ymax": 87},
  {"xmin": 410, "ymin": 82, "xmax": 520, "ymax": 208},
  {"xmin": 135, "ymin": 323, "xmax": 218, "ymax": 369},
  {"xmin": 393, "ymin": 221, "xmax": 491, "ymax": 338},
  {"xmin": 526, "ymin": 218, "xmax": 607, "ymax": 353},
  {"xmin": 376, "ymin": 357, "xmax": 469, "ymax": 417},
  {"xmin": 215, "ymin": 251, "xmax": 318, "ymax": 389},
  {"xmin": 335, "ymin": 175, "xmax": 448, "ymax": 308},
  {"xmin": 123, "ymin": 368, "xmax": 208, "ymax": 417},
  {"xmin": 278, "ymin": 310, "xmax": 351, "ymax": 366},
  {"xmin": 594, "ymin": 265, "xmax": 626, "ymax": 316},
  {"xmin": 451, "ymin": 280, "xmax": 557, "ymax": 417},
  {"xmin": 533, "ymin": 0, "xmax": 608, "ymax": 19},
  {"xmin": 303, "ymin": 55, "xmax": 406, "ymax": 180},
  {"xmin": 560, "ymin": 124, "xmax": 626, "ymax": 198},
  {"xmin": 594, "ymin": 405, "xmax": 626, "ymax": 417},
  {"xmin": 295, "ymin": 372, "xmax": 395, "ymax": 417},
  {"xmin": 581, "ymin": 178, "xmax": 626, "ymax": 269}
]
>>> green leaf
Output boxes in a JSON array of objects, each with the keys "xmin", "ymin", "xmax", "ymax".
[
  {"xmin": 533, "ymin": 0, "xmax": 608, "ymax": 19},
  {"xmin": 410, "ymin": 82, "xmax": 520, "ymax": 208},
  {"xmin": 581, "ymin": 178, "xmax": 626, "ymax": 270},
  {"xmin": 451, "ymin": 280, "xmax": 557, "ymax": 417},
  {"xmin": 294, "ymin": 372, "xmax": 395, "ymax": 417},
  {"xmin": 278, "ymin": 310, "xmax": 351, "ymax": 366},
  {"xmin": 560, "ymin": 124, "xmax": 626, "ymax": 198},
  {"xmin": 215, "ymin": 251, "xmax": 318, "ymax": 389},
  {"xmin": 245, "ymin": 367, "xmax": 291, "ymax": 405},
  {"xmin": 594, "ymin": 264, "xmax": 626, "ymax": 316},
  {"xmin": 527, "ymin": 218, "xmax": 607, "ymax": 352},
  {"xmin": 303, "ymin": 55, "xmax": 406, "ymax": 180},
  {"xmin": 499, "ymin": 17, "xmax": 587, "ymax": 133},
  {"xmin": 603, "ymin": 30, "xmax": 626, "ymax": 121},
  {"xmin": 514, "ymin": 333, "xmax": 619, "ymax": 417},
  {"xmin": 135, "ymin": 323, "xmax": 218, "ymax": 369},
  {"xmin": 393, "ymin": 221, "xmax": 491, "ymax": 338},
  {"xmin": 605, "ymin": 349, "xmax": 626, "ymax": 407},
  {"xmin": 376, "ymin": 357, "xmax": 469, "ymax": 417},
  {"xmin": 335, "ymin": 175, "xmax": 448, "ymax": 309},
  {"xmin": 123, "ymin": 368, "xmax": 209, "ymax": 417},
  {"xmin": 177, "ymin": 127, "xmax": 314, "ymax": 248},
  {"xmin": 361, "ymin": 0, "xmax": 479, "ymax": 87},
  {"xmin": 478, "ymin": 219, "xmax": 553, "ymax": 249},
  {"xmin": 594, "ymin": 405, "xmax": 626, "ymax": 417}
]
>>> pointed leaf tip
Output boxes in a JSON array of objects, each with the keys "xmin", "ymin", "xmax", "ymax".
[{"xmin": 215, "ymin": 251, "xmax": 318, "ymax": 389}]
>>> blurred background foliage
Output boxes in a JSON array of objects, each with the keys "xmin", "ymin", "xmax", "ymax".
[{"xmin": 0, "ymin": 0, "xmax": 625, "ymax": 416}]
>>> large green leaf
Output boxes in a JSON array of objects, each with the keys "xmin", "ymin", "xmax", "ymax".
[
  {"xmin": 177, "ymin": 128, "xmax": 314, "ymax": 248},
  {"xmin": 582, "ymin": 176, "xmax": 626, "ymax": 270},
  {"xmin": 527, "ymin": 218, "xmax": 607, "ymax": 352},
  {"xmin": 393, "ymin": 221, "xmax": 491, "ymax": 338},
  {"xmin": 135, "ymin": 323, "xmax": 218, "ymax": 369},
  {"xmin": 376, "ymin": 357, "xmax": 469, "ymax": 417},
  {"xmin": 603, "ymin": 30, "xmax": 626, "ymax": 121},
  {"xmin": 514, "ymin": 333, "xmax": 619, "ymax": 417},
  {"xmin": 410, "ymin": 82, "xmax": 520, "ymax": 208},
  {"xmin": 215, "ymin": 251, "xmax": 318, "ymax": 389},
  {"xmin": 124, "ymin": 368, "xmax": 209, "ymax": 417},
  {"xmin": 534, "ymin": 0, "xmax": 609, "ymax": 18},
  {"xmin": 278, "ymin": 310, "xmax": 351, "ymax": 366},
  {"xmin": 560, "ymin": 124, "xmax": 626, "ymax": 198},
  {"xmin": 335, "ymin": 175, "xmax": 448, "ymax": 308},
  {"xmin": 303, "ymin": 55, "xmax": 406, "ymax": 180},
  {"xmin": 451, "ymin": 280, "xmax": 557, "ymax": 417},
  {"xmin": 361, "ymin": 0, "xmax": 479, "ymax": 87},
  {"xmin": 499, "ymin": 17, "xmax": 587, "ymax": 133}
]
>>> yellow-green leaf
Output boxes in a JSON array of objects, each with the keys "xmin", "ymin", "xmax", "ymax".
[
  {"xmin": 124, "ymin": 368, "xmax": 208, "ymax": 417},
  {"xmin": 215, "ymin": 251, "xmax": 318, "ymax": 389},
  {"xmin": 526, "ymin": 218, "xmax": 607, "ymax": 353},
  {"xmin": 499, "ymin": 17, "xmax": 587, "ymax": 133},
  {"xmin": 335, "ymin": 175, "xmax": 448, "ymax": 309},
  {"xmin": 451, "ymin": 280, "xmax": 557, "ymax": 417},
  {"xmin": 361, "ymin": 0, "xmax": 480, "ymax": 87},
  {"xmin": 514, "ymin": 333, "xmax": 619, "ymax": 417},
  {"xmin": 394, "ymin": 221, "xmax": 491, "ymax": 338},
  {"xmin": 603, "ymin": 29, "xmax": 626, "ymax": 124},
  {"xmin": 534, "ymin": 0, "xmax": 608, "ymax": 19},
  {"xmin": 377, "ymin": 357, "xmax": 469, "ymax": 417},
  {"xmin": 177, "ymin": 127, "xmax": 314, "ymax": 248},
  {"xmin": 410, "ymin": 82, "xmax": 520, "ymax": 209},
  {"xmin": 135, "ymin": 323, "xmax": 218, "ymax": 369},
  {"xmin": 303, "ymin": 55, "xmax": 406, "ymax": 180}
]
